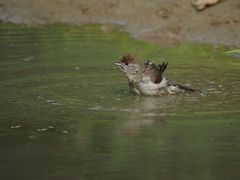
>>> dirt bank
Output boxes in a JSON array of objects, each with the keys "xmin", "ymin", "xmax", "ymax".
[{"xmin": 0, "ymin": 0, "xmax": 239, "ymax": 47}]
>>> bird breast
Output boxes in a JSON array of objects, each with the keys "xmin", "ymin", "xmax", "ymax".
[{"xmin": 138, "ymin": 77, "xmax": 168, "ymax": 95}]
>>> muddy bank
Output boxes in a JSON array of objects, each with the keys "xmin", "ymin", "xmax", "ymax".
[{"xmin": 0, "ymin": 0, "xmax": 239, "ymax": 46}]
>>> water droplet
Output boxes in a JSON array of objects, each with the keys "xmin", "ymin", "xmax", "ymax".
[
  {"xmin": 28, "ymin": 135, "xmax": 36, "ymax": 139},
  {"xmin": 11, "ymin": 125, "xmax": 21, "ymax": 129},
  {"xmin": 37, "ymin": 128, "xmax": 47, "ymax": 132},
  {"xmin": 51, "ymin": 102, "xmax": 62, "ymax": 106},
  {"xmin": 62, "ymin": 130, "xmax": 68, "ymax": 134},
  {"xmin": 22, "ymin": 56, "xmax": 35, "ymax": 62},
  {"xmin": 48, "ymin": 126, "xmax": 55, "ymax": 129}
]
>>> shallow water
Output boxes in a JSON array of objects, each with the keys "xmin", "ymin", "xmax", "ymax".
[{"xmin": 0, "ymin": 23, "xmax": 239, "ymax": 180}]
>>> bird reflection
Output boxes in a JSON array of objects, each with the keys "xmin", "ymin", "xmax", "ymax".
[{"xmin": 117, "ymin": 95, "xmax": 183, "ymax": 135}]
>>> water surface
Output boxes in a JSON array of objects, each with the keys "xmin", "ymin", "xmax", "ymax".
[{"xmin": 0, "ymin": 23, "xmax": 239, "ymax": 180}]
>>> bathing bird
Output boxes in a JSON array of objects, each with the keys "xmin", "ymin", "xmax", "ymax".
[{"xmin": 114, "ymin": 54, "xmax": 198, "ymax": 96}]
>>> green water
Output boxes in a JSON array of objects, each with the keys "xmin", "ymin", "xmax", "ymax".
[{"xmin": 0, "ymin": 23, "xmax": 239, "ymax": 180}]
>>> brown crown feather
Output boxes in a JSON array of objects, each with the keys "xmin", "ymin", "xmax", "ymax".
[{"xmin": 120, "ymin": 54, "xmax": 138, "ymax": 65}]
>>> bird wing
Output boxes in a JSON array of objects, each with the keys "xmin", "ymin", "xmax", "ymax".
[
  {"xmin": 158, "ymin": 62, "xmax": 168, "ymax": 74},
  {"xmin": 143, "ymin": 61, "xmax": 168, "ymax": 84}
]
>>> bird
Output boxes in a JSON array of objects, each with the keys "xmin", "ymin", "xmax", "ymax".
[{"xmin": 113, "ymin": 54, "xmax": 199, "ymax": 96}]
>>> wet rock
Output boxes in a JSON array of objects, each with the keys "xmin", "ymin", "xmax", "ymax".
[{"xmin": 192, "ymin": 0, "xmax": 221, "ymax": 10}]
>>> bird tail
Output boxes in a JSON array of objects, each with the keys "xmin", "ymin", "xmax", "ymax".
[{"xmin": 168, "ymin": 83, "xmax": 202, "ymax": 94}]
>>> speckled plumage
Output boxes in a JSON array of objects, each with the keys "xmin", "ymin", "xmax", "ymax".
[{"xmin": 114, "ymin": 54, "xmax": 198, "ymax": 96}]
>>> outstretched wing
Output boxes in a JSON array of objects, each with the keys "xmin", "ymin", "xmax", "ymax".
[
  {"xmin": 143, "ymin": 60, "xmax": 168, "ymax": 84},
  {"xmin": 158, "ymin": 62, "xmax": 168, "ymax": 74}
]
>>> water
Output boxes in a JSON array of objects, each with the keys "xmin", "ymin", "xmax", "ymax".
[{"xmin": 0, "ymin": 23, "xmax": 239, "ymax": 180}]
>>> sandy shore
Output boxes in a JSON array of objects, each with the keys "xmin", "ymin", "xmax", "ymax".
[{"xmin": 0, "ymin": 0, "xmax": 239, "ymax": 47}]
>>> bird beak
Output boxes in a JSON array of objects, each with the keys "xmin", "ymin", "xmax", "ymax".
[
  {"xmin": 113, "ymin": 62, "xmax": 122, "ymax": 66},
  {"xmin": 113, "ymin": 62, "xmax": 124, "ymax": 70}
]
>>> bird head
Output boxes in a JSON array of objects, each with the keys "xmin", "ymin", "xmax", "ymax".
[{"xmin": 113, "ymin": 54, "xmax": 141, "ymax": 79}]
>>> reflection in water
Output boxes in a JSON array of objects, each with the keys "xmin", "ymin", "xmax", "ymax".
[
  {"xmin": 87, "ymin": 95, "xmax": 187, "ymax": 135},
  {"xmin": 0, "ymin": 23, "xmax": 240, "ymax": 180},
  {"xmin": 117, "ymin": 96, "xmax": 179, "ymax": 135}
]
